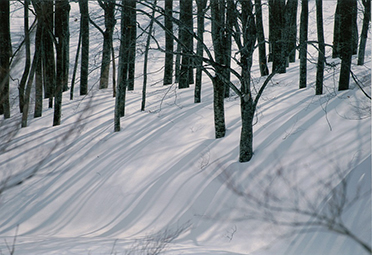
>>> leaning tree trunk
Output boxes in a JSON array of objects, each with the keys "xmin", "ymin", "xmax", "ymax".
[
  {"xmin": 0, "ymin": 0, "xmax": 10, "ymax": 118},
  {"xmin": 357, "ymin": 0, "xmax": 370, "ymax": 65},
  {"xmin": 255, "ymin": 0, "xmax": 269, "ymax": 76},
  {"xmin": 163, "ymin": 0, "xmax": 173, "ymax": 85},
  {"xmin": 338, "ymin": 0, "xmax": 356, "ymax": 91},
  {"xmin": 299, "ymin": 0, "xmax": 308, "ymax": 89},
  {"xmin": 315, "ymin": 0, "xmax": 324, "ymax": 95}
]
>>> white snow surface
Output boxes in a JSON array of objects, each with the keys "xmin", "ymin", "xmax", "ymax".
[{"xmin": 0, "ymin": 1, "xmax": 371, "ymax": 254}]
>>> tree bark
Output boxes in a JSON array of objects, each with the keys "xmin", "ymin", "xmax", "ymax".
[
  {"xmin": 178, "ymin": 0, "xmax": 193, "ymax": 89},
  {"xmin": 194, "ymin": 0, "xmax": 207, "ymax": 103},
  {"xmin": 239, "ymin": 97, "xmax": 254, "ymax": 162},
  {"xmin": 255, "ymin": 0, "xmax": 269, "ymax": 76},
  {"xmin": 315, "ymin": 0, "xmax": 324, "ymax": 95},
  {"xmin": 338, "ymin": 0, "xmax": 356, "ymax": 91},
  {"xmin": 357, "ymin": 0, "xmax": 370, "ymax": 65},
  {"xmin": 285, "ymin": 0, "xmax": 297, "ymax": 63},
  {"xmin": 270, "ymin": 0, "xmax": 286, "ymax": 73},
  {"xmin": 0, "ymin": 0, "xmax": 10, "ymax": 118},
  {"xmin": 18, "ymin": 0, "xmax": 31, "ymax": 113},
  {"xmin": 79, "ymin": 0, "xmax": 89, "ymax": 95},
  {"xmin": 163, "ymin": 0, "xmax": 173, "ymax": 85},
  {"xmin": 99, "ymin": 0, "xmax": 116, "ymax": 89},
  {"xmin": 299, "ymin": 0, "xmax": 308, "ymax": 89}
]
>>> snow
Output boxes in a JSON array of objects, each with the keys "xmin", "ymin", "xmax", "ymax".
[{"xmin": 0, "ymin": 1, "xmax": 371, "ymax": 254}]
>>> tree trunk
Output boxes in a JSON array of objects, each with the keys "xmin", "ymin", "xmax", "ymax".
[
  {"xmin": 332, "ymin": 0, "xmax": 341, "ymax": 58},
  {"xmin": 299, "ymin": 0, "xmax": 308, "ymax": 89},
  {"xmin": 142, "ymin": 0, "xmax": 156, "ymax": 111},
  {"xmin": 285, "ymin": 0, "xmax": 297, "ymax": 63},
  {"xmin": 212, "ymin": 76, "xmax": 226, "ymax": 138},
  {"xmin": 79, "ymin": 0, "xmax": 89, "ymax": 95},
  {"xmin": 99, "ymin": 0, "xmax": 116, "ymax": 89},
  {"xmin": 270, "ymin": 0, "xmax": 286, "ymax": 73},
  {"xmin": 70, "ymin": 28, "xmax": 81, "ymax": 100},
  {"xmin": 224, "ymin": 0, "xmax": 234, "ymax": 98},
  {"xmin": 239, "ymin": 97, "xmax": 254, "ymax": 162},
  {"xmin": 357, "ymin": 0, "xmax": 370, "ymax": 65},
  {"xmin": 0, "ymin": 0, "xmax": 10, "ymax": 118},
  {"xmin": 127, "ymin": 0, "xmax": 136, "ymax": 91},
  {"xmin": 34, "ymin": 37, "xmax": 43, "ymax": 118},
  {"xmin": 178, "ymin": 0, "xmax": 193, "ymax": 89},
  {"xmin": 338, "ymin": 0, "xmax": 356, "ymax": 91},
  {"xmin": 194, "ymin": 0, "xmax": 207, "ymax": 103},
  {"xmin": 19, "ymin": 0, "xmax": 31, "ymax": 113},
  {"xmin": 255, "ymin": 0, "xmax": 269, "ymax": 76},
  {"xmin": 315, "ymin": 0, "xmax": 324, "ymax": 95},
  {"xmin": 55, "ymin": 0, "xmax": 70, "ymax": 92},
  {"xmin": 163, "ymin": 0, "xmax": 173, "ymax": 85}
]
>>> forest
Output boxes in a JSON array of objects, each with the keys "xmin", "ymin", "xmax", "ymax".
[{"xmin": 0, "ymin": 0, "xmax": 371, "ymax": 254}]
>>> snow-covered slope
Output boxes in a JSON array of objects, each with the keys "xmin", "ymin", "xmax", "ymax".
[{"xmin": 0, "ymin": 1, "xmax": 370, "ymax": 254}]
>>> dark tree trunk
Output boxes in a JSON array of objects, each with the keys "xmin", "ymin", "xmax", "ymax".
[
  {"xmin": 358, "ymin": 0, "xmax": 370, "ymax": 65},
  {"xmin": 34, "ymin": 36, "xmax": 43, "ymax": 118},
  {"xmin": 54, "ymin": 0, "xmax": 70, "ymax": 126},
  {"xmin": 79, "ymin": 0, "xmax": 89, "ymax": 95},
  {"xmin": 315, "ymin": 0, "xmax": 324, "ymax": 95},
  {"xmin": 178, "ymin": 0, "xmax": 193, "ymax": 89},
  {"xmin": 270, "ymin": 0, "xmax": 286, "ymax": 73},
  {"xmin": 42, "ymin": 0, "xmax": 56, "ymax": 109},
  {"xmin": 210, "ymin": 0, "xmax": 227, "ymax": 138},
  {"xmin": 332, "ymin": 0, "xmax": 341, "ymax": 58},
  {"xmin": 175, "ymin": 33, "xmax": 181, "ymax": 83},
  {"xmin": 22, "ymin": 30, "xmax": 41, "ymax": 128},
  {"xmin": 212, "ymin": 76, "xmax": 226, "ymax": 138},
  {"xmin": 70, "ymin": 28, "xmax": 81, "ymax": 100},
  {"xmin": 194, "ymin": 0, "xmax": 207, "ymax": 103},
  {"xmin": 352, "ymin": 3, "xmax": 358, "ymax": 55},
  {"xmin": 338, "ymin": 0, "xmax": 356, "ymax": 91},
  {"xmin": 299, "ymin": 0, "xmax": 308, "ymax": 89},
  {"xmin": 99, "ymin": 0, "xmax": 116, "ymax": 89},
  {"xmin": 285, "ymin": 0, "xmax": 297, "ymax": 63},
  {"xmin": 224, "ymin": 0, "xmax": 234, "ymax": 98},
  {"xmin": 163, "ymin": 0, "xmax": 173, "ymax": 85},
  {"xmin": 239, "ymin": 97, "xmax": 254, "ymax": 162},
  {"xmin": 0, "ymin": 0, "xmax": 10, "ymax": 118},
  {"xmin": 127, "ymin": 0, "xmax": 136, "ymax": 91},
  {"xmin": 19, "ymin": 0, "xmax": 31, "ymax": 113},
  {"xmin": 117, "ymin": 0, "xmax": 128, "ymax": 118},
  {"xmin": 142, "ymin": 0, "xmax": 156, "ymax": 111},
  {"xmin": 255, "ymin": 0, "xmax": 269, "ymax": 76}
]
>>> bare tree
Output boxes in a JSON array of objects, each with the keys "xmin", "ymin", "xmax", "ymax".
[
  {"xmin": 357, "ymin": 0, "xmax": 371, "ymax": 66},
  {"xmin": 315, "ymin": 0, "xmax": 324, "ymax": 95},
  {"xmin": 299, "ymin": 0, "xmax": 308, "ymax": 89}
]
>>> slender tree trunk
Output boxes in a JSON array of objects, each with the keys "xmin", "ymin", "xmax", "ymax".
[
  {"xmin": 34, "ymin": 35, "xmax": 43, "ymax": 118},
  {"xmin": 175, "ymin": 35, "xmax": 181, "ymax": 83},
  {"xmin": 0, "ymin": 0, "xmax": 10, "ymax": 118},
  {"xmin": 352, "ymin": 3, "xmax": 358, "ymax": 55},
  {"xmin": 338, "ymin": 0, "xmax": 356, "ymax": 91},
  {"xmin": 79, "ymin": 0, "xmax": 89, "ymax": 95},
  {"xmin": 212, "ymin": 76, "xmax": 226, "ymax": 138},
  {"xmin": 22, "ymin": 34, "xmax": 41, "ymax": 128},
  {"xmin": 70, "ymin": 29, "xmax": 81, "ymax": 100},
  {"xmin": 19, "ymin": 0, "xmax": 31, "ymax": 113},
  {"xmin": 163, "ymin": 0, "xmax": 173, "ymax": 85},
  {"xmin": 299, "ymin": 0, "xmax": 308, "ymax": 89},
  {"xmin": 315, "ymin": 0, "xmax": 324, "ymax": 95},
  {"xmin": 194, "ymin": 0, "xmax": 207, "ymax": 103},
  {"xmin": 127, "ymin": 0, "xmax": 136, "ymax": 91},
  {"xmin": 142, "ymin": 0, "xmax": 156, "ymax": 111},
  {"xmin": 357, "ymin": 0, "xmax": 370, "ymax": 65},
  {"xmin": 224, "ymin": 0, "xmax": 234, "ymax": 98},
  {"xmin": 255, "ymin": 0, "xmax": 269, "ymax": 76}
]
